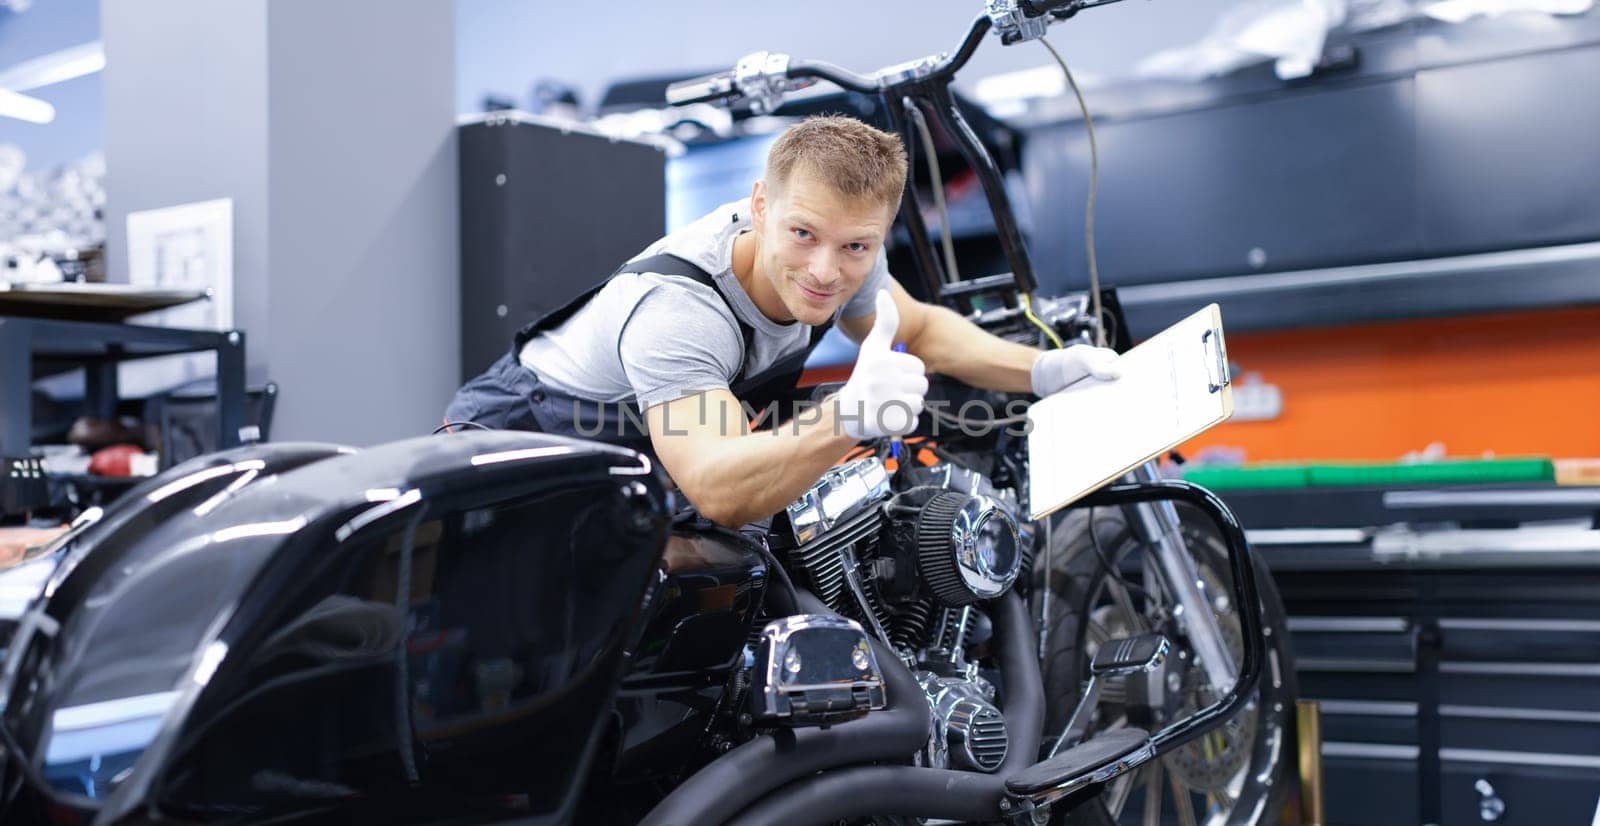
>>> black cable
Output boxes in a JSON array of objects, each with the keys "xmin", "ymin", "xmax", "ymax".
[
  {"xmin": 756, "ymin": 545, "xmax": 800, "ymax": 618},
  {"xmin": 925, "ymin": 405, "xmax": 1031, "ymax": 432},
  {"xmin": 1039, "ymin": 37, "xmax": 1106, "ymax": 349},
  {"xmin": 0, "ymin": 716, "xmax": 94, "ymax": 813},
  {"xmin": 903, "ymin": 99, "xmax": 960, "ymax": 285},
  {"xmin": 917, "ymin": 440, "xmax": 968, "ymax": 467},
  {"xmin": 431, "ymin": 420, "xmax": 491, "ymax": 435},
  {"xmin": 1086, "ymin": 506, "xmax": 1152, "ymax": 603}
]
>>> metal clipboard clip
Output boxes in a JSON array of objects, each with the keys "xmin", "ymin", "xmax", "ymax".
[{"xmin": 1201, "ymin": 328, "xmax": 1229, "ymax": 394}]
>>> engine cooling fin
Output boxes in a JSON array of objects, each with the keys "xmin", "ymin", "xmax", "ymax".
[
  {"xmin": 782, "ymin": 506, "xmax": 882, "ymax": 614},
  {"xmin": 889, "ymin": 598, "xmax": 939, "ymax": 651}
]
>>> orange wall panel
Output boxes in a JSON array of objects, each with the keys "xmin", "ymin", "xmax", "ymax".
[
  {"xmin": 801, "ymin": 306, "xmax": 1600, "ymax": 463},
  {"xmin": 1183, "ymin": 306, "xmax": 1600, "ymax": 462}
]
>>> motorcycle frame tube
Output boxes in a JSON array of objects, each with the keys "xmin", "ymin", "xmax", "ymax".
[
  {"xmin": 876, "ymin": 84, "xmax": 1040, "ymax": 307},
  {"xmin": 1123, "ymin": 462, "xmax": 1241, "ymax": 695},
  {"xmin": 927, "ymin": 81, "xmax": 1038, "ymax": 294},
  {"xmin": 637, "ymin": 591, "xmax": 929, "ymax": 826},
  {"xmin": 1076, "ymin": 479, "xmax": 1264, "ymax": 755},
  {"xmin": 878, "ymin": 93, "xmax": 950, "ymax": 303}
]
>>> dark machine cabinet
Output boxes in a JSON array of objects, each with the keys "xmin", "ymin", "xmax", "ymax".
[
  {"xmin": 458, "ymin": 115, "xmax": 668, "ymax": 382},
  {"xmin": 1270, "ymin": 553, "xmax": 1600, "ymax": 825},
  {"xmin": 1230, "ymin": 483, "xmax": 1600, "ymax": 825},
  {"xmin": 1416, "ymin": 46, "xmax": 1600, "ymax": 256},
  {"xmin": 1024, "ymin": 15, "xmax": 1600, "ymax": 333},
  {"xmin": 1029, "ymin": 78, "xmax": 1420, "ymax": 289},
  {"xmin": 1441, "ymin": 764, "xmax": 1600, "ymax": 826}
]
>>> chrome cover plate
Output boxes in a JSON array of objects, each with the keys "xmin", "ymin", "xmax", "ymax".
[
  {"xmin": 750, "ymin": 614, "xmax": 886, "ymax": 727},
  {"xmin": 918, "ymin": 671, "xmax": 1008, "ymax": 772},
  {"xmin": 947, "ymin": 493, "xmax": 1022, "ymax": 599},
  {"xmin": 786, "ymin": 458, "xmax": 890, "ymax": 545}
]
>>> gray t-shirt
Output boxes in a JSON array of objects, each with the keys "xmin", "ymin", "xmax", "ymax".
[{"xmin": 519, "ymin": 197, "xmax": 889, "ymax": 410}]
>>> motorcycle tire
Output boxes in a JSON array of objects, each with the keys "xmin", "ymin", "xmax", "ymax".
[{"xmin": 1032, "ymin": 505, "xmax": 1298, "ymax": 826}]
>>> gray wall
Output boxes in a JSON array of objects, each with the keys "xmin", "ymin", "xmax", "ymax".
[
  {"xmin": 102, "ymin": 0, "xmax": 272, "ymax": 375},
  {"xmin": 102, "ymin": 0, "xmax": 459, "ymax": 446}
]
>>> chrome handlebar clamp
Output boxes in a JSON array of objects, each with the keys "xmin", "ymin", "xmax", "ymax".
[
  {"xmin": 986, "ymin": 0, "xmax": 1052, "ymax": 45},
  {"xmin": 874, "ymin": 54, "xmax": 948, "ymax": 87},
  {"xmin": 733, "ymin": 51, "xmax": 802, "ymax": 115}
]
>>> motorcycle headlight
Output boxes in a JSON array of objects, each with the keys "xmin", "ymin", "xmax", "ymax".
[{"xmin": 916, "ymin": 492, "xmax": 1022, "ymax": 605}]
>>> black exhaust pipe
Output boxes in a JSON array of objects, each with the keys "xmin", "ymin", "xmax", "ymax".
[
  {"xmin": 638, "ymin": 592, "xmax": 930, "ymax": 826},
  {"xmin": 733, "ymin": 765, "xmax": 1007, "ymax": 825},
  {"xmin": 723, "ymin": 590, "xmax": 1045, "ymax": 825},
  {"xmin": 994, "ymin": 588, "xmax": 1044, "ymax": 774}
]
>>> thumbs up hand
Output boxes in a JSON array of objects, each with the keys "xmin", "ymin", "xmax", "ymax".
[{"xmin": 834, "ymin": 290, "xmax": 928, "ymax": 440}]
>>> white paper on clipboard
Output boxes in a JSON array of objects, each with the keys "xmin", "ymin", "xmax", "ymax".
[{"xmin": 1027, "ymin": 303, "xmax": 1233, "ymax": 521}]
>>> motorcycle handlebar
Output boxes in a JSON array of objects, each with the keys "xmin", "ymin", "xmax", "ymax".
[
  {"xmin": 784, "ymin": 58, "xmax": 879, "ymax": 95},
  {"xmin": 665, "ymin": 71, "xmax": 741, "ymax": 106},
  {"xmin": 664, "ymin": 15, "xmax": 994, "ymax": 111},
  {"xmin": 663, "ymin": 1, "xmax": 1128, "ymax": 111},
  {"xmin": 1019, "ymin": 0, "xmax": 1078, "ymax": 15}
]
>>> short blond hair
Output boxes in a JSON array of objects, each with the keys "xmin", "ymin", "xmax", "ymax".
[{"xmin": 765, "ymin": 115, "xmax": 908, "ymax": 212}]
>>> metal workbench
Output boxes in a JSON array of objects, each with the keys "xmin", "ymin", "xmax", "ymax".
[{"xmin": 0, "ymin": 315, "xmax": 246, "ymax": 458}]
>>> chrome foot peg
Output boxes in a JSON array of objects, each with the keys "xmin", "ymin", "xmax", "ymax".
[
  {"xmin": 1005, "ymin": 727, "xmax": 1154, "ymax": 813},
  {"xmin": 1090, "ymin": 632, "xmax": 1170, "ymax": 676},
  {"xmin": 1049, "ymin": 633, "xmax": 1169, "ymax": 757}
]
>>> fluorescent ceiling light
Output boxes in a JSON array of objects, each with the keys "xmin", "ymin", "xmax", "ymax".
[
  {"xmin": 973, "ymin": 65, "xmax": 1067, "ymax": 105},
  {"xmin": 971, "ymin": 64, "xmax": 1106, "ymax": 108},
  {"xmin": 0, "ymin": 88, "xmax": 54, "ymax": 124},
  {"xmin": 1421, "ymin": 0, "xmax": 1593, "ymax": 22},
  {"xmin": 0, "ymin": 41, "xmax": 104, "ymax": 92}
]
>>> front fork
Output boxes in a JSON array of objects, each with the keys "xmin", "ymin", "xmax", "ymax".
[
  {"xmin": 1123, "ymin": 463, "xmax": 1239, "ymax": 698},
  {"xmin": 1038, "ymin": 463, "xmax": 1243, "ymax": 758},
  {"xmin": 1035, "ymin": 462, "xmax": 1241, "ymax": 705}
]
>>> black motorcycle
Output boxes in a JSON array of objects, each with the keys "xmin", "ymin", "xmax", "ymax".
[{"xmin": 0, "ymin": 3, "xmax": 1295, "ymax": 824}]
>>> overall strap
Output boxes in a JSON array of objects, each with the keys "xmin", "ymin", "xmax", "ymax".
[
  {"xmin": 511, "ymin": 253, "xmax": 757, "ymax": 381},
  {"xmin": 623, "ymin": 255, "xmax": 758, "ymax": 385}
]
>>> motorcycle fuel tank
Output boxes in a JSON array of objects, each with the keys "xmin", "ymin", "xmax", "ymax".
[
  {"xmin": 0, "ymin": 431, "xmax": 673, "ymax": 826},
  {"xmin": 609, "ymin": 523, "xmax": 768, "ymax": 783}
]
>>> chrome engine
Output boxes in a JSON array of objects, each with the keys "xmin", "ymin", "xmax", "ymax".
[
  {"xmin": 919, "ymin": 671, "xmax": 1009, "ymax": 771},
  {"xmin": 768, "ymin": 456, "xmax": 1031, "ymax": 772}
]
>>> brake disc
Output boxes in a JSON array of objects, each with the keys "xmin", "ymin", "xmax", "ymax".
[
  {"xmin": 1079, "ymin": 543, "xmax": 1256, "ymax": 795},
  {"xmin": 1160, "ymin": 561, "xmax": 1256, "ymax": 795}
]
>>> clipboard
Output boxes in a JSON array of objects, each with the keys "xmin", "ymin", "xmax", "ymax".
[{"xmin": 1027, "ymin": 303, "xmax": 1232, "ymax": 521}]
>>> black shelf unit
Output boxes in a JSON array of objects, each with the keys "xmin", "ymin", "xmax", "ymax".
[{"xmin": 0, "ymin": 315, "xmax": 247, "ymax": 462}]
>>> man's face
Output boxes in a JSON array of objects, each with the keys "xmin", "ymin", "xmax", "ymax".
[{"xmin": 750, "ymin": 170, "xmax": 893, "ymax": 326}]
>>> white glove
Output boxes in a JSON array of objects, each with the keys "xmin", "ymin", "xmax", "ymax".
[
  {"xmin": 834, "ymin": 290, "xmax": 928, "ymax": 440},
  {"xmin": 1030, "ymin": 345, "xmax": 1122, "ymax": 397}
]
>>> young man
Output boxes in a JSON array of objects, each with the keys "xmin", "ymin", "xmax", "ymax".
[{"xmin": 447, "ymin": 116, "xmax": 1119, "ymax": 527}]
